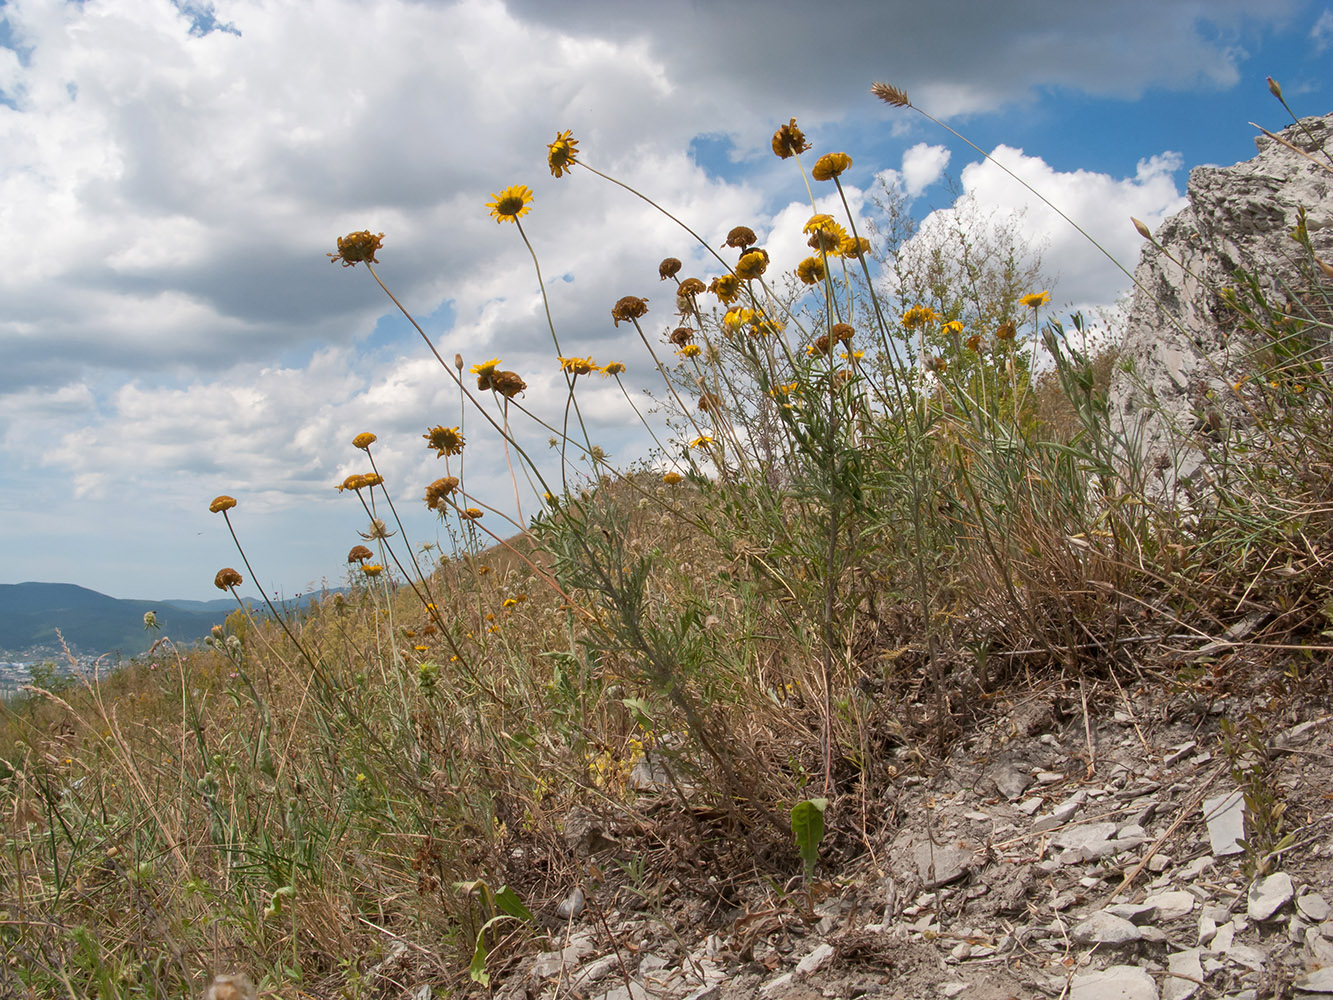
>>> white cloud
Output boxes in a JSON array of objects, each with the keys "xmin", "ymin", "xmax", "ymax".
[{"xmin": 1313, "ymin": 9, "xmax": 1333, "ymax": 52}]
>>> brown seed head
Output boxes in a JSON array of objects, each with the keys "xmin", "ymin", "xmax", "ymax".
[
  {"xmin": 677, "ymin": 277, "xmax": 705, "ymax": 297},
  {"xmin": 329, "ymin": 231, "xmax": 384, "ymax": 267},
  {"xmin": 870, "ymin": 82, "xmax": 911, "ymax": 107},
  {"xmin": 996, "ymin": 321, "xmax": 1017, "ymax": 342},
  {"xmin": 669, "ymin": 326, "xmax": 695, "ymax": 346},
  {"xmin": 492, "ymin": 370, "xmax": 527, "ymax": 398},
  {"xmin": 424, "ymin": 477, "xmax": 460, "ymax": 511},
  {"xmin": 831, "ymin": 323, "xmax": 854, "ymax": 344},
  {"xmin": 214, "ymin": 568, "xmax": 243, "ymax": 591},
  {"xmin": 658, "ymin": 257, "xmax": 682, "ymax": 280},
  {"xmin": 771, "ymin": 118, "xmax": 812, "ymax": 159},
  {"xmin": 348, "ymin": 545, "xmax": 374, "ymax": 563},
  {"xmin": 611, "ymin": 295, "xmax": 648, "ymax": 326},
  {"xmin": 723, "ymin": 226, "xmax": 757, "ymax": 249}
]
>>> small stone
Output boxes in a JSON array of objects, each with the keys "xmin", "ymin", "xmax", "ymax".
[
  {"xmin": 796, "ymin": 943, "xmax": 835, "ymax": 975},
  {"xmin": 1145, "ymin": 890, "xmax": 1196, "ymax": 922},
  {"xmin": 1035, "ymin": 771, "xmax": 1065, "ymax": 784},
  {"xmin": 986, "ymin": 762, "xmax": 1033, "ymax": 801},
  {"xmin": 1107, "ymin": 903, "xmax": 1156, "ymax": 923},
  {"xmin": 1033, "ymin": 792, "xmax": 1087, "ymax": 832},
  {"xmin": 1073, "ymin": 911, "xmax": 1143, "ymax": 946},
  {"xmin": 1225, "ymin": 943, "xmax": 1266, "ymax": 971},
  {"xmin": 1069, "ymin": 964, "xmax": 1159, "ymax": 1000},
  {"xmin": 760, "ymin": 973, "xmax": 793, "ymax": 996},
  {"xmin": 1163, "ymin": 948, "xmax": 1203, "ymax": 1000},
  {"xmin": 1118, "ymin": 823, "xmax": 1148, "ymax": 840},
  {"xmin": 1164, "ymin": 742, "xmax": 1197, "ymax": 767},
  {"xmin": 1295, "ymin": 966, "xmax": 1333, "ymax": 993},
  {"xmin": 1196, "ymin": 916, "xmax": 1218, "ymax": 946},
  {"xmin": 1247, "ymin": 872, "xmax": 1295, "ymax": 921},
  {"xmin": 1202, "ymin": 791, "xmax": 1245, "ymax": 856},
  {"xmin": 1179, "ymin": 856, "xmax": 1215, "ymax": 880},
  {"xmin": 557, "ymin": 887, "xmax": 586, "ymax": 920},
  {"xmin": 1053, "ymin": 822, "xmax": 1119, "ymax": 851},
  {"xmin": 1017, "ymin": 796, "xmax": 1044, "ymax": 815},
  {"xmin": 1148, "ymin": 854, "xmax": 1173, "ymax": 873},
  {"xmin": 949, "ymin": 941, "xmax": 971, "ymax": 961},
  {"xmin": 1209, "ymin": 921, "xmax": 1236, "ymax": 953},
  {"xmin": 1139, "ymin": 926, "xmax": 1169, "ymax": 943},
  {"xmin": 940, "ymin": 984, "xmax": 970, "ymax": 998},
  {"xmin": 915, "ymin": 841, "xmax": 974, "ymax": 889},
  {"xmin": 1298, "ymin": 891, "xmax": 1331, "ymax": 923}
]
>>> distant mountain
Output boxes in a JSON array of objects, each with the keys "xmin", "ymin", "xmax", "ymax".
[{"xmin": 0, "ymin": 582, "xmax": 338, "ymax": 659}]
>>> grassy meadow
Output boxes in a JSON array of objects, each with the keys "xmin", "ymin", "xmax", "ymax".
[{"xmin": 3, "ymin": 85, "xmax": 1332, "ymax": 999}]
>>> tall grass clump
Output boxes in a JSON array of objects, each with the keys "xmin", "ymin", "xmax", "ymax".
[{"xmin": 2, "ymin": 83, "xmax": 1330, "ymax": 998}]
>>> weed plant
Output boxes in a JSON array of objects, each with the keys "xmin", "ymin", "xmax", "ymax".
[{"xmin": 1, "ymin": 84, "xmax": 1330, "ymax": 998}]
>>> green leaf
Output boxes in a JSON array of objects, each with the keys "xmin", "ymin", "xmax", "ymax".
[
  {"xmin": 493, "ymin": 885, "xmax": 534, "ymax": 923},
  {"xmin": 791, "ymin": 798, "xmax": 828, "ymax": 876},
  {"xmin": 468, "ymin": 931, "xmax": 490, "ymax": 986}
]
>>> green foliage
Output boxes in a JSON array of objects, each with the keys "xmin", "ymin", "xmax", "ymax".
[{"xmin": 791, "ymin": 798, "xmax": 828, "ymax": 876}]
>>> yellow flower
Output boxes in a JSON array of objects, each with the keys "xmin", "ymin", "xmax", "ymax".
[
  {"xmin": 796, "ymin": 256, "xmax": 826, "ymax": 285},
  {"xmin": 771, "ymin": 118, "xmax": 812, "ymax": 159},
  {"xmin": 735, "ymin": 249, "xmax": 769, "ymax": 280},
  {"xmin": 329, "ymin": 231, "xmax": 384, "ymax": 267},
  {"xmin": 943, "ymin": 320, "xmax": 964, "ymax": 336},
  {"xmin": 424, "ymin": 477, "xmax": 460, "ymax": 511},
  {"xmin": 471, "ymin": 358, "xmax": 502, "ymax": 390},
  {"xmin": 804, "ymin": 215, "xmax": 847, "ymax": 253},
  {"xmin": 1020, "ymin": 290, "xmax": 1050, "ymax": 309},
  {"xmin": 837, "ymin": 235, "xmax": 871, "ymax": 259},
  {"xmin": 486, "ymin": 185, "xmax": 533, "ymax": 224},
  {"xmin": 811, "ymin": 152, "xmax": 852, "ymax": 181},
  {"xmin": 362, "ymin": 564, "xmax": 385, "ymax": 577},
  {"xmin": 679, "ymin": 344, "xmax": 702, "ymax": 358},
  {"xmin": 352, "ymin": 432, "xmax": 377, "ymax": 450},
  {"xmin": 901, "ymin": 305, "xmax": 941, "ymax": 330},
  {"xmin": 723, "ymin": 307, "xmax": 755, "ymax": 334},
  {"xmin": 503, "ymin": 598, "xmax": 518, "ymax": 609},
  {"xmin": 547, "ymin": 130, "xmax": 579, "ymax": 178},
  {"xmin": 709, "ymin": 274, "xmax": 740, "ymax": 304},
  {"xmin": 461, "ymin": 507, "xmax": 484, "ymax": 520},
  {"xmin": 600, "ymin": 361, "xmax": 626, "ymax": 376},
  {"xmin": 559, "ymin": 356, "xmax": 597, "ymax": 376},
  {"xmin": 424, "ymin": 425, "xmax": 465, "ymax": 457},
  {"xmin": 209, "ymin": 495, "xmax": 237, "ymax": 514},
  {"xmin": 689, "ymin": 435, "xmax": 714, "ymax": 448},
  {"xmin": 662, "ymin": 471, "xmax": 683, "ymax": 485}
]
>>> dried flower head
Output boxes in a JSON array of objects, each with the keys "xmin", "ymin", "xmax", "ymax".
[
  {"xmin": 424, "ymin": 426, "xmax": 465, "ymax": 457},
  {"xmin": 677, "ymin": 277, "xmax": 705, "ymax": 298},
  {"xmin": 995, "ymin": 321, "xmax": 1017, "ymax": 341},
  {"xmin": 214, "ymin": 567, "xmax": 243, "ymax": 591},
  {"xmin": 709, "ymin": 274, "xmax": 740, "ymax": 304},
  {"xmin": 204, "ymin": 973, "xmax": 257, "ymax": 1000},
  {"xmin": 965, "ymin": 334, "xmax": 983, "ymax": 352},
  {"xmin": 599, "ymin": 361, "xmax": 626, "ymax": 376},
  {"xmin": 611, "ymin": 295, "xmax": 648, "ymax": 326},
  {"xmin": 723, "ymin": 226, "xmax": 757, "ymax": 249},
  {"xmin": 659, "ymin": 257, "xmax": 682, "ymax": 280},
  {"xmin": 424, "ymin": 477, "xmax": 460, "ymax": 511},
  {"xmin": 662, "ymin": 471, "xmax": 683, "ymax": 485},
  {"xmin": 329, "ymin": 231, "xmax": 384, "ymax": 267},
  {"xmin": 352, "ymin": 432, "xmax": 377, "ymax": 450},
  {"xmin": 811, "ymin": 152, "xmax": 852, "ymax": 181},
  {"xmin": 796, "ymin": 256, "xmax": 826, "ymax": 285},
  {"xmin": 771, "ymin": 117, "xmax": 812, "ymax": 159},
  {"xmin": 360, "ymin": 518, "xmax": 393, "ymax": 540},
  {"xmin": 492, "ymin": 370, "xmax": 527, "ymax": 397},
  {"xmin": 669, "ymin": 326, "xmax": 695, "ymax": 346},
  {"xmin": 471, "ymin": 358, "xmax": 502, "ymax": 390},
  {"xmin": 361, "ymin": 472, "xmax": 384, "ymax": 488},
  {"xmin": 460, "ymin": 507, "xmax": 484, "ymax": 520},
  {"xmin": 547, "ymin": 130, "xmax": 579, "ymax": 178},
  {"xmin": 870, "ymin": 82, "xmax": 911, "ymax": 107},
  {"xmin": 812, "ymin": 333, "xmax": 832, "ymax": 356},
  {"xmin": 735, "ymin": 248, "xmax": 769, "ymax": 280},
  {"xmin": 209, "ymin": 495, "xmax": 237, "ymax": 514},
  {"xmin": 348, "ymin": 545, "xmax": 374, "ymax": 563},
  {"xmin": 924, "ymin": 355, "xmax": 947, "ymax": 374},
  {"xmin": 485, "ymin": 185, "xmax": 533, "ymax": 223},
  {"xmin": 804, "ymin": 215, "xmax": 847, "ymax": 253},
  {"xmin": 831, "ymin": 323, "xmax": 854, "ymax": 345},
  {"xmin": 698, "ymin": 392, "xmax": 722, "ymax": 413},
  {"xmin": 1020, "ymin": 290, "xmax": 1050, "ymax": 309},
  {"xmin": 901, "ymin": 305, "xmax": 941, "ymax": 330}
]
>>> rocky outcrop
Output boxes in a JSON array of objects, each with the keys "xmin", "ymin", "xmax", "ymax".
[{"xmin": 1108, "ymin": 112, "xmax": 1333, "ymax": 488}]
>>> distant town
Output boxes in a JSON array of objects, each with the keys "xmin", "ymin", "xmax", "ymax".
[{"xmin": 0, "ymin": 642, "xmax": 126, "ymax": 700}]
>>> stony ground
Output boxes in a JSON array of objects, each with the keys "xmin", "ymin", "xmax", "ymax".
[{"xmin": 366, "ymin": 673, "xmax": 1333, "ymax": 1000}]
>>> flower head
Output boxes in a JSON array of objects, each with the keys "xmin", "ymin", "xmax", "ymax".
[
  {"xmin": 662, "ymin": 471, "xmax": 683, "ymax": 485},
  {"xmin": 709, "ymin": 274, "xmax": 740, "ymax": 304},
  {"xmin": 471, "ymin": 358, "xmax": 502, "ymax": 390},
  {"xmin": 831, "ymin": 323, "xmax": 854, "ymax": 345},
  {"xmin": 943, "ymin": 320, "xmax": 964, "ymax": 336},
  {"xmin": 599, "ymin": 361, "xmax": 626, "ymax": 376},
  {"xmin": 995, "ymin": 321, "xmax": 1017, "ymax": 342},
  {"xmin": 348, "ymin": 545, "xmax": 374, "ymax": 563},
  {"xmin": 547, "ymin": 130, "xmax": 579, "ymax": 178},
  {"xmin": 329, "ymin": 231, "xmax": 384, "ymax": 267},
  {"xmin": 796, "ymin": 256, "xmax": 826, "ymax": 285},
  {"xmin": 460, "ymin": 507, "xmax": 484, "ymax": 521},
  {"xmin": 811, "ymin": 152, "xmax": 852, "ymax": 181},
  {"xmin": 837, "ymin": 235, "xmax": 871, "ymax": 259},
  {"xmin": 209, "ymin": 495, "xmax": 237, "ymax": 514},
  {"xmin": 679, "ymin": 344, "xmax": 702, "ymax": 358},
  {"xmin": 723, "ymin": 226, "xmax": 757, "ymax": 249},
  {"xmin": 424, "ymin": 477, "xmax": 460, "ymax": 511},
  {"xmin": 611, "ymin": 295, "xmax": 648, "ymax": 326},
  {"xmin": 214, "ymin": 567, "xmax": 243, "ymax": 591},
  {"xmin": 559, "ymin": 356, "xmax": 597, "ymax": 376},
  {"xmin": 689, "ymin": 435, "xmax": 714, "ymax": 449},
  {"xmin": 491, "ymin": 370, "xmax": 526, "ymax": 398},
  {"xmin": 1020, "ymin": 290, "xmax": 1050, "ymax": 309},
  {"xmin": 723, "ymin": 307, "xmax": 755, "ymax": 334},
  {"xmin": 772, "ymin": 118, "xmax": 812, "ymax": 159},
  {"xmin": 424, "ymin": 425, "xmax": 465, "ymax": 457},
  {"xmin": 901, "ymin": 305, "xmax": 941, "ymax": 330},
  {"xmin": 698, "ymin": 392, "xmax": 722, "ymax": 413},
  {"xmin": 669, "ymin": 327, "xmax": 695, "ymax": 346},
  {"xmin": 735, "ymin": 249, "xmax": 769, "ymax": 280},
  {"xmin": 485, "ymin": 185, "xmax": 533, "ymax": 224},
  {"xmin": 361, "ymin": 564, "xmax": 385, "ymax": 577},
  {"xmin": 677, "ymin": 277, "xmax": 705, "ymax": 298},
  {"xmin": 965, "ymin": 334, "xmax": 982, "ymax": 352},
  {"xmin": 352, "ymin": 432, "xmax": 377, "ymax": 450},
  {"xmin": 659, "ymin": 257, "xmax": 682, "ymax": 280},
  {"xmin": 804, "ymin": 215, "xmax": 847, "ymax": 253}
]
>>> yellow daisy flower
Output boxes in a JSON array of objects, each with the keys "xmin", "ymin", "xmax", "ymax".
[{"xmin": 486, "ymin": 185, "xmax": 533, "ymax": 223}]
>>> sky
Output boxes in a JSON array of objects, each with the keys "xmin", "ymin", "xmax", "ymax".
[{"xmin": 1, "ymin": 0, "xmax": 1330, "ymax": 605}]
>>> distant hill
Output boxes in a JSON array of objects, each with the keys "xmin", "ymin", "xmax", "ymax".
[{"xmin": 0, "ymin": 582, "xmax": 337, "ymax": 659}]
